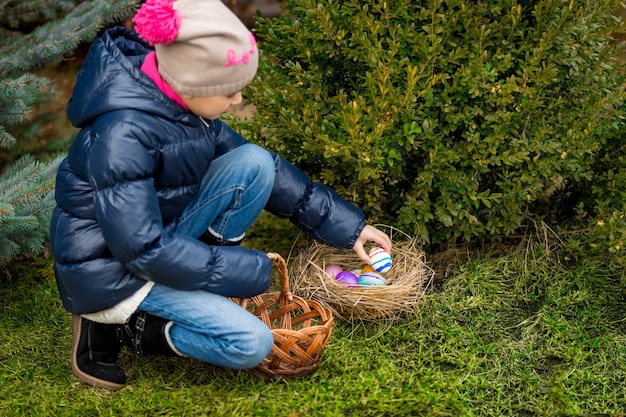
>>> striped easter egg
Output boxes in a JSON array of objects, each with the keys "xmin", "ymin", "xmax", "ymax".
[
  {"xmin": 358, "ymin": 271, "xmax": 387, "ymax": 286},
  {"xmin": 368, "ymin": 247, "xmax": 392, "ymax": 273}
]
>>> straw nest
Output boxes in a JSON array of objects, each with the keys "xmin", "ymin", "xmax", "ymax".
[{"xmin": 289, "ymin": 227, "xmax": 434, "ymax": 321}]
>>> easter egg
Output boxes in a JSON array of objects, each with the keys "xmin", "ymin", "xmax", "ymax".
[
  {"xmin": 336, "ymin": 271, "xmax": 359, "ymax": 287},
  {"xmin": 360, "ymin": 264, "xmax": 376, "ymax": 274},
  {"xmin": 369, "ymin": 247, "xmax": 393, "ymax": 273},
  {"xmin": 357, "ymin": 271, "xmax": 387, "ymax": 286},
  {"xmin": 324, "ymin": 264, "xmax": 343, "ymax": 279},
  {"xmin": 350, "ymin": 268, "xmax": 362, "ymax": 276}
]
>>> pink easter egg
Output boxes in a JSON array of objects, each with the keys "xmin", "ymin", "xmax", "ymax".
[
  {"xmin": 335, "ymin": 271, "xmax": 359, "ymax": 287},
  {"xmin": 324, "ymin": 264, "xmax": 343, "ymax": 279}
]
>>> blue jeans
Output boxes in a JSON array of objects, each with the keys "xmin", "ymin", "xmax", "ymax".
[{"xmin": 139, "ymin": 143, "xmax": 275, "ymax": 369}]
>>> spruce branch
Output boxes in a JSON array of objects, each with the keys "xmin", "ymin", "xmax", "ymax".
[
  {"xmin": 0, "ymin": 0, "xmax": 139, "ymax": 263},
  {"xmin": 0, "ymin": 155, "xmax": 62, "ymax": 264},
  {"xmin": 0, "ymin": 74, "xmax": 53, "ymax": 150},
  {"xmin": 0, "ymin": 0, "xmax": 140, "ymax": 77}
]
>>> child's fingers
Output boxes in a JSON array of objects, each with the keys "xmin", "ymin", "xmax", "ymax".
[
  {"xmin": 353, "ymin": 243, "xmax": 370, "ymax": 264},
  {"xmin": 365, "ymin": 226, "xmax": 392, "ymax": 253}
]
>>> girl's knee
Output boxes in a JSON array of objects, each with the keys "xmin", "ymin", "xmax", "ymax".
[
  {"xmin": 239, "ymin": 144, "xmax": 275, "ymax": 176},
  {"xmin": 229, "ymin": 325, "xmax": 274, "ymax": 370}
]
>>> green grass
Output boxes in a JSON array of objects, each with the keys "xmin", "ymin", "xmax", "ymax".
[
  {"xmin": 2, "ymin": 50, "xmax": 626, "ymax": 417},
  {"xmin": 2, "ymin": 235, "xmax": 625, "ymax": 416}
]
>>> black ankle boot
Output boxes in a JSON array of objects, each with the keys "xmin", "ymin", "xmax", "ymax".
[
  {"xmin": 119, "ymin": 311, "xmax": 178, "ymax": 356},
  {"xmin": 198, "ymin": 230, "xmax": 243, "ymax": 246},
  {"xmin": 71, "ymin": 314, "xmax": 126, "ymax": 391}
]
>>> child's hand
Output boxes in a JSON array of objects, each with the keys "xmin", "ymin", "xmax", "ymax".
[{"xmin": 352, "ymin": 225, "xmax": 392, "ymax": 265}]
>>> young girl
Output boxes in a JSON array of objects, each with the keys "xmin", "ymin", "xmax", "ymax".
[{"xmin": 50, "ymin": 0, "xmax": 391, "ymax": 390}]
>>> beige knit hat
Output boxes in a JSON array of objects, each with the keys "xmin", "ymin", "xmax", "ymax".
[{"xmin": 133, "ymin": 0, "xmax": 258, "ymax": 97}]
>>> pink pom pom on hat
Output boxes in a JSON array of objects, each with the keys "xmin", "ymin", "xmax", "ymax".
[
  {"xmin": 132, "ymin": 0, "xmax": 181, "ymax": 45},
  {"xmin": 132, "ymin": 0, "xmax": 258, "ymax": 97}
]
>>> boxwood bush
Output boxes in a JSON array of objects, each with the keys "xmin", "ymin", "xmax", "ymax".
[{"xmin": 243, "ymin": 0, "xmax": 626, "ymax": 251}]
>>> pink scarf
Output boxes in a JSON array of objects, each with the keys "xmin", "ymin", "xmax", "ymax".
[{"xmin": 140, "ymin": 51, "xmax": 189, "ymax": 110}]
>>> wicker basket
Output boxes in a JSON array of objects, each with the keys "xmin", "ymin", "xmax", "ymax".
[
  {"xmin": 231, "ymin": 252, "xmax": 334, "ymax": 379},
  {"xmin": 289, "ymin": 227, "xmax": 433, "ymax": 321}
]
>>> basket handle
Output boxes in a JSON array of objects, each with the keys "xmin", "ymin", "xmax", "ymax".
[{"xmin": 267, "ymin": 252, "xmax": 293, "ymax": 303}]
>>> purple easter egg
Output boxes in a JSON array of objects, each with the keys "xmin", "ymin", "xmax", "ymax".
[
  {"xmin": 335, "ymin": 271, "xmax": 359, "ymax": 287},
  {"xmin": 324, "ymin": 264, "xmax": 344, "ymax": 279}
]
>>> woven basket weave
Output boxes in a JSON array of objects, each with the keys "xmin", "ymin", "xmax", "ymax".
[{"xmin": 231, "ymin": 252, "xmax": 334, "ymax": 379}]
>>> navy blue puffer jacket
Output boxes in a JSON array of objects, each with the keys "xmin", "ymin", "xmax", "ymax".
[{"xmin": 50, "ymin": 27, "xmax": 365, "ymax": 314}]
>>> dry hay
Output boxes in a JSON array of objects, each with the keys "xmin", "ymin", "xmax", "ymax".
[{"xmin": 289, "ymin": 227, "xmax": 434, "ymax": 321}]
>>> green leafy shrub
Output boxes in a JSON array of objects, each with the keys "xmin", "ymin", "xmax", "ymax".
[
  {"xmin": 244, "ymin": 0, "xmax": 626, "ymax": 248},
  {"xmin": 558, "ymin": 101, "xmax": 626, "ymax": 261}
]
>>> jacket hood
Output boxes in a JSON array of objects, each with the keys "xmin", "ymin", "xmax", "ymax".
[{"xmin": 67, "ymin": 27, "xmax": 188, "ymax": 127}]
